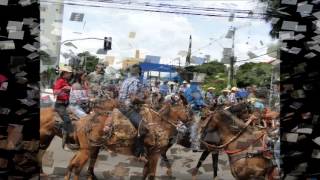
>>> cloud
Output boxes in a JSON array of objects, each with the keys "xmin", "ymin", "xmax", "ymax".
[{"xmin": 60, "ymin": 0, "xmax": 274, "ymax": 68}]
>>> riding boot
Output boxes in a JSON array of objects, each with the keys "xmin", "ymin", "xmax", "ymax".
[
  {"xmin": 133, "ymin": 134, "xmax": 145, "ymax": 157},
  {"xmin": 62, "ymin": 131, "xmax": 69, "ymax": 149}
]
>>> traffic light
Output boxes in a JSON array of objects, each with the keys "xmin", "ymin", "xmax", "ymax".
[{"xmin": 104, "ymin": 37, "xmax": 112, "ymax": 50}]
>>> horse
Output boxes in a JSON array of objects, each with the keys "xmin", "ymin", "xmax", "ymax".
[
  {"xmin": 160, "ymin": 101, "xmax": 254, "ymax": 179},
  {"xmin": 63, "ymin": 95, "xmax": 192, "ymax": 180},
  {"xmin": 198, "ymin": 108, "xmax": 279, "ymax": 180},
  {"xmin": 38, "ymin": 92, "xmax": 119, "ymax": 177}
]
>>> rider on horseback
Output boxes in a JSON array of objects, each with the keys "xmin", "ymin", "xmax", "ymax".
[
  {"xmin": 184, "ymin": 78, "xmax": 206, "ymax": 152},
  {"xmin": 118, "ymin": 64, "xmax": 148, "ymax": 160},
  {"xmin": 53, "ymin": 66, "xmax": 74, "ymax": 149}
]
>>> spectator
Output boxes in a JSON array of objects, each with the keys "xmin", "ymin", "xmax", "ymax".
[
  {"xmin": 217, "ymin": 89, "xmax": 230, "ymax": 106},
  {"xmin": 179, "ymin": 80, "xmax": 189, "ymax": 93},
  {"xmin": 205, "ymin": 87, "xmax": 216, "ymax": 106},
  {"xmin": 228, "ymin": 87, "xmax": 238, "ymax": 104},
  {"xmin": 159, "ymin": 81, "xmax": 169, "ymax": 96}
]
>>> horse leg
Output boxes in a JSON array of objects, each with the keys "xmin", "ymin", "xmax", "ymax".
[
  {"xmin": 86, "ymin": 146, "xmax": 101, "ymax": 180},
  {"xmin": 212, "ymin": 152, "xmax": 219, "ymax": 179},
  {"xmin": 192, "ymin": 151, "xmax": 210, "ymax": 180},
  {"xmin": 161, "ymin": 151, "xmax": 172, "ymax": 177},
  {"xmin": 39, "ymin": 133, "xmax": 55, "ymax": 175},
  {"xmin": 64, "ymin": 150, "xmax": 89, "ymax": 180},
  {"xmin": 142, "ymin": 160, "xmax": 150, "ymax": 180},
  {"xmin": 147, "ymin": 152, "xmax": 161, "ymax": 180}
]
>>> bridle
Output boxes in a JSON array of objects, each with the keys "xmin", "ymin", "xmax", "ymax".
[{"xmin": 200, "ymin": 104, "xmax": 263, "ymax": 152}]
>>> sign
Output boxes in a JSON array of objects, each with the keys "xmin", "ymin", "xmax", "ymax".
[
  {"xmin": 144, "ymin": 55, "xmax": 160, "ymax": 64},
  {"xmin": 70, "ymin": 13, "xmax": 84, "ymax": 22},
  {"xmin": 190, "ymin": 56, "xmax": 205, "ymax": 65}
]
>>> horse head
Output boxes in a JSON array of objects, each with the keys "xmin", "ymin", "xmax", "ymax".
[
  {"xmin": 226, "ymin": 101, "xmax": 253, "ymax": 120},
  {"xmin": 159, "ymin": 94, "xmax": 192, "ymax": 124},
  {"xmin": 89, "ymin": 90, "xmax": 119, "ymax": 113}
]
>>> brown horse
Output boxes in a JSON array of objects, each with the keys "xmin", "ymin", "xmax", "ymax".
[
  {"xmin": 64, "ymin": 96, "xmax": 192, "ymax": 180},
  {"xmin": 160, "ymin": 101, "xmax": 254, "ymax": 179},
  {"xmin": 38, "ymin": 93, "xmax": 119, "ymax": 177},
  {"xmin": 198, "ymin": 109, "xmax": 279, "ymax": 180}
]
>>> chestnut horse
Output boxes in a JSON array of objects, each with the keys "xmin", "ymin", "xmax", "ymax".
[
  {"xmin": 160, "ymin": 102, "xmax": 254, "ymax": 179},
  {"xmin": 198, "ymin": 109, "xmax": 279, "ymax": 180},
  {"xmin": 38, "ymin": 94, "xmax": 119, "ymax": 176},
  {"xmin": 64, "ymin": 96, "xmax": 192, "ymax": 180}
]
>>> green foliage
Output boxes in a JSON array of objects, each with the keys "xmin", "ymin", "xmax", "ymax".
[
  {"xmin": 236, "ymin": 62, "xmax": 272, "ymax": 87},
  {"xmin": 77, "ymin": 51, "xmax": 99, "ymax": 72},
  {"xmin": 183, "ymin": 61, "xmax": 228, "ymax": 94},
  {"xmin": 40, "ymin": 67, "xmax": 57, "ymax": 88}
]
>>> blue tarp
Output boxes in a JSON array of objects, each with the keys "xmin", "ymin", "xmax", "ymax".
[{"xmin": 140, "ymin": 62, "xmax": 176, "ymax": 73}]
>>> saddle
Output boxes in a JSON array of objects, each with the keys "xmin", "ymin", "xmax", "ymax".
[{"xmin": 103, "ymin": 106, "xmax": 170, "ymax": 148}]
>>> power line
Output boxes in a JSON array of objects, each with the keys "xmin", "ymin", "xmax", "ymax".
[
  {"xmin": 236, "ymin": 50, "xmax": 277, "ymax": 63},
  {"xmin": 41, "ymin": 0, "xmax": 269, "ymax": 19}
]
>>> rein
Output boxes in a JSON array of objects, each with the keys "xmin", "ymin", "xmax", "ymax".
[
  {"xmin": 147, "ymin": 106, "xmax": 179, "ymax": 128},
  {"xmin": 200, "ymin": 110, "xmax": 256, "ymax": 150}
]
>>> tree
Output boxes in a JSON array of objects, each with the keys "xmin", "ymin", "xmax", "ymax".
[
  {"xmin": 77, "ymin": 51, "xmax": 100, "ymax": 72},
  {"xmin": 179, "ymin": 61, "xmax": 228, "ymax": 94},
  {"xmin": 235, "ymin": 62, "xmax": 272, "ymax": 87}
]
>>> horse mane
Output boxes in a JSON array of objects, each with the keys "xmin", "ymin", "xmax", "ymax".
[
  {"xmin": 217, "ymin": 110, "xmax": 253, "ymax": 133},
  {"xmin": 178, "ymin": 93, "xmax": 188, "ymax": 106},
  {"xmin": 227, "ymin": 102, "xmax": 250, "ymax": 118}
]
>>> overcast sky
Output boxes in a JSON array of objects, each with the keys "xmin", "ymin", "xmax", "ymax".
[{"xmin": 59, "ymin": 0, "xmax": 278, "ymax": 69}]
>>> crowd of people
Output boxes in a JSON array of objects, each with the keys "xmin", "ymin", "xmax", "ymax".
[{"xmin": 50, "ymin": 63, "xmax": 280, "ymax": 164}]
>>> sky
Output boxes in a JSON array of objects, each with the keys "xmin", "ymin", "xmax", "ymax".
[{"xmin": 59, "ymin": 0, "xmax": 278, "ymax": 69}]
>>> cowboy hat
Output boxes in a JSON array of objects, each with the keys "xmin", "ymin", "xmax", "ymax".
[
  {"xmin": 231, "ymin": 87, "xmax": 238, "ymax": 91},
  {"xmin": 59, "ymin": 65, "xmax": 73, "ymax": 73},
  {"xmin": 221, "ymin": 89, "xmax": 230, "ymax": 92},
  {"xmin": 208, "ymin": 87, "xmax": 216, "ymax": 90},
  {"xmin": 183, "ymin": 80, "xmax": 188, "ymax": 84}
]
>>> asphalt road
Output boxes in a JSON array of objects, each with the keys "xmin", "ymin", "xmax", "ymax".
[{"xmin": 42, "ymin": 137, "xmax": 235, "ymax": 180}]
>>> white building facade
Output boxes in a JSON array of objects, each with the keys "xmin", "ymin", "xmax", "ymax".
[{"xmin": 40, "ymin": 0, "xmax": 64, "ymax": 72}]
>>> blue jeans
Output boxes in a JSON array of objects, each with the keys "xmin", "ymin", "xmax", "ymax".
[{"xmin": 55, "ymin": 102, "xmax": 72, "ymax": 132}]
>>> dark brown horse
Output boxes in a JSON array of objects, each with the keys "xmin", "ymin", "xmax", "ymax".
[
  {"xmin": 198, "ymin": 108, "xmax": 279, "ymax": 180},
  {"xmin": 160, "ymin": 102, "xmax": 254, "ymax": 179},
  {"xmin": 63, "ymin": 96, "xmax": 192, "ymax": 180}
]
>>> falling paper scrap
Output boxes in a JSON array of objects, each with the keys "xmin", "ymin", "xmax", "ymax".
[
  {"xmin": 23, "ymin": 44, "xmax": 37, "ymax": 52},
  {"xmin": 129, "ymin": 31, "xmax": 136, "ymax": 38},
  {"xmin": 0, "ymin": 0, "xmax": 9, "ymax": 6},
  {"xmin": 0, "ymin": 158, "xmax": 8, "ymax": 168},
  {"xmin": 311, "ymin": 149, "xmax": 320, "ymax": 159},
  {"xmin": 0, "ymin": 40, "xmax": 15, "ymax": 50},
  {"xmin": 7, "ymin": 21, "xmax": 23, "ymax": 31},
  {"xmin": 8, "ymin": 31, "xmax": 24, "ymax": 40},
  {"xmin": 313, "ymin": 137, "xmax": 320, "ymax": 146},
  {"xmin": 18, "ymin": 99, "xmax": 37, "ymax": 106},
  {"xmin": 15, "ymin": 109, "xmax": 28, "ymax": 116},
  {"xmin": 7, "ymin": 124, "xmax": 23, "ymax": 150},
  {"xmin": 282, "ymin": 133, "xmax": 299, "ymax": 142},
  {"xmin": 0, "ymin": 108, "xmax": 11, "ymax": 115}
]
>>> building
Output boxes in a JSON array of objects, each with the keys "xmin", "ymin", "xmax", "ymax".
[
  {"xmin": 40, "ymin": 0, "xmax": 64, "ymax": 72},
  {"xmin": 121, "ymin": 50, "xmax": 143, "ymax": 70}
]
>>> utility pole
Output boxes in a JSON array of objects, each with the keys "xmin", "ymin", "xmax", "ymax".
[{"xmin": 230, "ymin": 27, "xmax": 235, "ymax": 87}]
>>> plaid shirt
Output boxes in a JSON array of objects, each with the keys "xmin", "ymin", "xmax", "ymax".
[{"xmin": 118, "ymin": 76, "xmax": 144, "ymax": 105}]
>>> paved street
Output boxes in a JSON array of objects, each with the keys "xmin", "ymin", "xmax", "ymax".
[{"xmin": 42, "ymin": 137, "xmax": 235, "ymax": 180}]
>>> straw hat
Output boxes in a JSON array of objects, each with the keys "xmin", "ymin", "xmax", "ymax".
[
  {"xmin": 208, "ymin": 87, "xmax": 216, "ymax": 90},
  {"xmin": 231, "ymin": 87, "xmax": 238, "ymax": 91},
  {"xmin": 59, "ymin": 65, "xmax": 73, "ymax": 73},
  {"xmin": 221, "ymin": 89, "xmax": 230, "ymax": 93}
]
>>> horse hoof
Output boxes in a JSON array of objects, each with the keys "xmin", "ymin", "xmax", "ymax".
[
  {"xmin": 166, "ymin": 169, "xmax": 172, "ymax": 177},
  {"xmin": 191, "ymin": 168, "xmax": 198, "ymax": 176}
]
